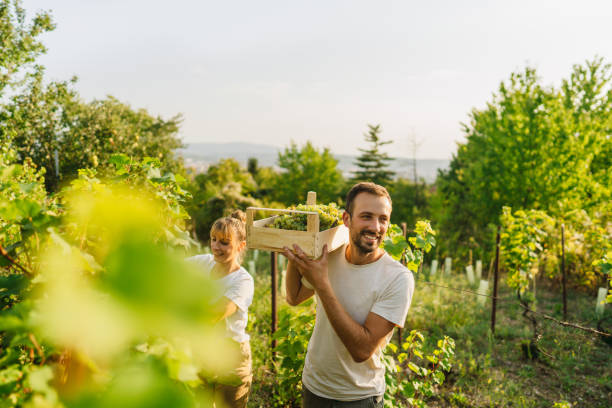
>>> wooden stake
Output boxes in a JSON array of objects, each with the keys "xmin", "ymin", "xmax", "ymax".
[
  {"xmin": 561, "ymin": 224, "xmax": 567, "ymax": 320},
  {"xmin": 491, "ymin": 226, "xmax": 501, "ymax": 335},
  {"xmin": 271, "ymin": 252, "xmax": 278, "ymax": 362}
]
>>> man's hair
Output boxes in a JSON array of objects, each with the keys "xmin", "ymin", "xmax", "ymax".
[{"xmin": 345, "ymin": 182, "xmax": 392, "ymax": 215}]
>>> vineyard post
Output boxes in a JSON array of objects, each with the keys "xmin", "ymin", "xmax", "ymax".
[
  {"xmin": 271, "ymin": 251, "xmax": 278, "ymax": 362},
  {"xmin": 561, "ymin": 224, "xmax": 567, "ymax": 320},
  {"xmin": 491, "ymin": 226, "xmax": 500, "ymax": 334},
  {"xmin": 398, "ymin": 222, "xmax": 407, "ymax": 345}
]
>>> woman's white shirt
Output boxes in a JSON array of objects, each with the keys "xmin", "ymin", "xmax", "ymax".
[{"xmin": 187, "ymin": 254, "xmax": 254, "ymax": 343}]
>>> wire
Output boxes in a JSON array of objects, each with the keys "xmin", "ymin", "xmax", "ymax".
[{"xmin": 417, "ymin": 278, "xmax": 612, "ymax": 338}]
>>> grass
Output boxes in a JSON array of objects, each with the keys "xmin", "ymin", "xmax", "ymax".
[
  {"xmin": 410, "ymin": 270, "xmax": 612, "ymax": 407},
  {"xmin": 243, "ymin": 252, "xmax": 612, "ymax": 407}
]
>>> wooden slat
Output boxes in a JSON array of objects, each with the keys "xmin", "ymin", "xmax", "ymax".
[
  {"xmin": 315, "ymin": 224, "xmax": 349, "ymax": 257},
  {"xmin": 246, "ymin": 192, "xmax": 348, "ymax": 258},
  {"xmin": 306, "ymin": 191, "xmax": 319, "ymax": 234},
  {"xmin": 306, "ymin": 191, "xmax": 316, "ymax": 205},
  {"xmin": 248, "ymin": 226, "xmax": 316, "ymax": 256},
  {"xmin": 246, "ymin": 207, "xmax": 317, "ymax": 215}
]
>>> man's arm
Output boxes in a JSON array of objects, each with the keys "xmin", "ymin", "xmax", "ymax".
[
  {"xmin": 316, "ymin": 282, "xmax": 396, "ymax": 362},
  {"xmin": 284, "ymin": 245, "xmax": 396, "ymax": 363},
  {"xmin": 284, "ymin": 252, "xmax": 315, "ymax": 306}
]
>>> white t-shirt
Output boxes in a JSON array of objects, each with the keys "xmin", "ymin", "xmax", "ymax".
[
  {"xmin": 187, "ymin": 254, "xmax": 254, "ymax": 344},
  {"xmin": 302, "ymin": 244, "xmax": 415, "ymax": 401}
]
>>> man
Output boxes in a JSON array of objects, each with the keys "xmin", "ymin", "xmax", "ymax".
[{"xmin": 283, "ymin": 182, "xmax": 414, "ymax": 407}]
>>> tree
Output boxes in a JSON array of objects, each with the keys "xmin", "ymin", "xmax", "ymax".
[
  {"xmin": 0, "ymin": 0, "xmax": 54, "ymax": 97},
  {"xmin": 274, "ymin": 141, "xmax": 344, "ymax": 205},
  {"xmin": 1, "ymin": 72, "xmax": 183, "ymax": 191},
  {"xmin": 351, "ymin": 124, "xmax": 395, "ymax": 187},
  {"xmin": 388, "ymin": 178, "xmax": 430, "ymax": 228},
  {"xmin": 433, "ymin": 57, "xmax": 612, "ymax": 264},
  {"xmin": 247, "ymin": 157, "xmax": 258, "ymax": 176},
  {"xmin": 186, "ymin": 158, "xmax": 259, "ymax": 240}
]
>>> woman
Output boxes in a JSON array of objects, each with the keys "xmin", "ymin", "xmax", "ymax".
[{"xmin": 188, "ymin": 210, "xmax": 254, "ymax": 408}]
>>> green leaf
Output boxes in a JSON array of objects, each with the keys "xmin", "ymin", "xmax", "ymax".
[
  {"xmin": 0, "ymin": 366, "xmax": 22, "ymax": 394},
  {"xmin": 407, "ymin": 362, "xmax": 420, "ymax": 374},
  {"xmin": 109, "ymin": 153, "xmax": 131, "ymax": 167},
  {"xmin": 0, "ymin": 274, "xmax": 29, "ymax": 297},
  {"xmin": 19, "ymin": 182, "xmax": 38, "ymax": 194}
]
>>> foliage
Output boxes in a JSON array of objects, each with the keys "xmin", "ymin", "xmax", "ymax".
[
  {"xmin": 594, "ymin": 251, "xmax": 612, "ymax": 303},
  {"xmin": 267, "ymin": 203, "xmax": 342, "ymax": 231},
  {"xmin": 497, "ymin": 203, "xmax": 611, "ymax": 293},
  {"xmin": 499, "ymin": 206, "xmax": 555, "ymax": 293},
  {"xmin": 0, "ymin": 144, "xmax": 58, "ymax": 273},
  {"xmin": 382, "ymin": 221, "xmax": 436, "ymax": 273},
  {"xmin": 388, "ymin": 178, "xmax": 431, "ymax": 229},
  {"xmin": 556, "ymin": 204, "xmax": 612, "ymax": 289},
  {"xmin": 381, "ymin": 222, "xmax": 449, "ymax": 407},
  {"xmin": 274, "ymin": 141, "xmax": 344, "ymax": 206},
  {"xmin": 272, "ymin": 302, "xmax": 315, "ymax": 407},
  {"xmin": 1, "ymin": 72, "xmax": 183, "ymax": 191},
  {"xmin": 0, "ymin": 153, "xmax": 230, "ymax": 407},
  {"xmin": 351, "ymin": 124, "xmax": 395, "ymax": 187},
  {"xmin": 433, "ymin": 57, "xmax": 612, "ymax": 266},
  {"xmin": 251, "ymin": 165, "xmax": 278, "ymax": 201},
  {"xmin": 0, "ymin": 0, "xmax": 55, "ymax": 97},
  {"xmin": 185, "ymin": 158, "xmax": 260, "ymax": 241},
  {"xmin": 383, "ymin": 331, "xmax": 455, "ymax": 408}
]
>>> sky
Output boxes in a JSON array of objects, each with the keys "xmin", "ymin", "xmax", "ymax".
[{"xmin": 22, "ymin": 0, "xmax": 612, "ymax": 159}]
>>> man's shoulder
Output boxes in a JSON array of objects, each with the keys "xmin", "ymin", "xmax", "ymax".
[
  {"xmin": 328, "ymin": 243, "xmax": 347, "ymax": 260},
  {"xmin": 380, "ymin": 252, "xmax": 411, "ymax": 273},
  {"xmin": 380, "ymin": 253, "xmax": 415, "ymax": 285}
]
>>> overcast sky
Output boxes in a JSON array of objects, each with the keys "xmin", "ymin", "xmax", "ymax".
[{"xmin": 22, "ymin": 0, "xmax": 612, "ymax": 159}]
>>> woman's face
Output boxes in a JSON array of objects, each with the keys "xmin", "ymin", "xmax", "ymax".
[{"xmin": 210, "ymin": 230, "xmax": 244, "ymax": 265}]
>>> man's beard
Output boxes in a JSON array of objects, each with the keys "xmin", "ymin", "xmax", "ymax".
[{"xmin": 351, "ymin": 230, "xmax": 380, "ymax": 255}]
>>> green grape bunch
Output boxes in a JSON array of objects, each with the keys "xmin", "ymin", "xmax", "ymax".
[{"xmin": 268, "ymin": 203, "xmax": 343, "ymax": 231}]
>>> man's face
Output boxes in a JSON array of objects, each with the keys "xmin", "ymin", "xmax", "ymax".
[{"xmin": 343, "ymin": 193, "xmax": 391, "ymax": 255}]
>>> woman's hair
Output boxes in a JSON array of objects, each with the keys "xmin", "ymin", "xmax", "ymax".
[{"xmin": 210, "ymin": 209, "xmax": 247, "ymax": 244}]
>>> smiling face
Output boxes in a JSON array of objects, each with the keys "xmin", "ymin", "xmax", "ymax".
[
  {"xmin": 210, "ymin": 230, "xmax": 245, "ymax": 266},
  {"xmin": 343, "ymin": 192, "xmax": 392, "ymax": 256}
]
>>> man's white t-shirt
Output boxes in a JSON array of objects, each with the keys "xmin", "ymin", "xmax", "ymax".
[
  {"xmin": 187, "ymin": 254, "xmax": 254, "ymax": 344},
  {"xmin": 302, "ymin": 244, "xmax": 415, "ymax": 401}
]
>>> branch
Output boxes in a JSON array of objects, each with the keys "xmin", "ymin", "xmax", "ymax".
[
  {"xmin": 0, "ymin": 243, "xmax": 34, "ymax": 276},
  {"xmin": 419, "ymin": 280, "xmax": 612, "ymax": 338},
  {"xmin": 517, "ymin": 302, "xmax": 611, "ymax": 338}
]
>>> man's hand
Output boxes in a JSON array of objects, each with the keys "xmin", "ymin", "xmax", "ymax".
[{"xmin": 283, "ymin": 244, "xmax": 329, "ymax": 291}]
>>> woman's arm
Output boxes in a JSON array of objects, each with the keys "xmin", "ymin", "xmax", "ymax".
[{"xmin": 214, "ymin": 297, "xmax": 238, "ymax": 323}]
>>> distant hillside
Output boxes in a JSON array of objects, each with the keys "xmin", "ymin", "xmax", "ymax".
[{"xmin": 176, "ymin": 142, "xmax": 450, "ymax": 183}]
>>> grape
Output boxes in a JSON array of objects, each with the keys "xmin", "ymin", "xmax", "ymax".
[{"xmin": 267, "ymin": 203, "xmax": 343, "ymax": 231}]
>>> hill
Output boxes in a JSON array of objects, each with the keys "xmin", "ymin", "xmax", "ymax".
[{"xmin": 177, "ymin": 142, "xmax": 449, "ymax": 183}]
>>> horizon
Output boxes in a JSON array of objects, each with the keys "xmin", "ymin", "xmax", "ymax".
[
  {"xmin": 178, "ymin": 141, "xmax": 454, "ymax": 160},
  {"xmin": 23, "ymin": 0, "xmax": 612, "ymax": 160}
]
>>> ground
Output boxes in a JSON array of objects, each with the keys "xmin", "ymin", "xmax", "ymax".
[{"xmin": 245, "ymin": 254, "xmax": 612, "ymax": 407}]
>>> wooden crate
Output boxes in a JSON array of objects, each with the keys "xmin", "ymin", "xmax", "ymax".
[{"xmin": 246, "ymin": 192, "xmax": 349, "ymax": 258}]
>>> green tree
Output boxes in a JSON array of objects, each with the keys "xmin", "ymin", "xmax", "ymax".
[
  {"xmin": 0, "ymin": 0, "xmax": 54, "ymax": 97},
  {"xmin": 433, "ymin": 57, "xmax": 612, "ymax": 265},
  {"xmin": 388, "ymin": 178, "xmax": 430, "ymax": 229},
  {"xmin": 1, "ymin": 73, "xmax": 183, "ymax": 191},
  {"xmin": 274, "ymin": 141, "xmax": 344, "ymax": 205},
  {"xmin": 0, "ymin": 151, "xmax": 226, "ymax": 407},
  {"xmin": 351, "ymin": 124, "xmax": 395, "ymax": 187},
  {"xmin": 186, "ymin": 158, "xmax": 259, "ymax": 241}
]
